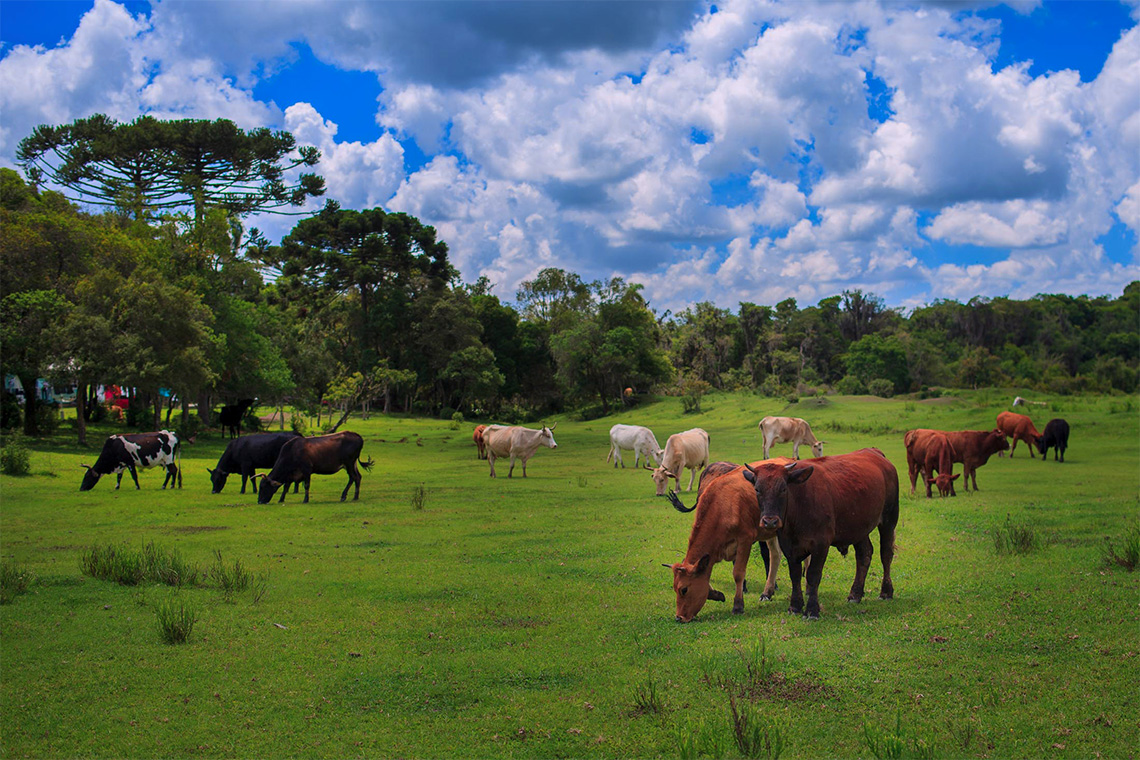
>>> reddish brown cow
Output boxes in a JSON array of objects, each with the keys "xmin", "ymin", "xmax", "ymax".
[
  {"xmin": 996, "ymin": 411, "xmax": 1042, "ymax": 458},
  {"xmin": 908, "ymin": 431, "xmax": 958, "ymax": 498},
  {"xmin": 742, "ymin": 448, "xmax": 898, "ymax": 620},
  {"xmin": 473, "ymin": 424, "xmax": 488, "ymax": 460},
  {"xmin": 665, "ymin": 461, "xmax": 786, "ymax": 622},
  {"xmin": 905, "ymin": 429, "xmax": 1009, "ymax": 493}
]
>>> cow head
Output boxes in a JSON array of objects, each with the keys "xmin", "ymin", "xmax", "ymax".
[
  {"xmin": 665, "ymin": 553, "xmax": 715, "ymax": 622},
  {"xmin": 208, "ymin": 467, "xmax": 228, "ymax": 494},
  {"xmin": 986, "ymin": 429, "xmax": 1011, "ymax": 456},
  {"xmin": 256, "ymin": 474, "xmax": 282, "ymax": 504},
  {"xmin": 78, "ymin": 464, "xmax": 100, "ymax": 492},
  {"xmin": 651, "ymin": 467, "xmax": 675, "ymax": 496},
  {"xmin": 926, "ymin": 472, "xmax": 959, "ymax": 497},
  {"xmin": 742, "ymin": 462, "xmax": 813, "ymax": 531},
  {"xmin": 650, "ymin": 448, "xmax": 666, "ymax": 467},
  {"xmin": 810, "ymin": 440, "xmax": 825, "ymax": 458},
  {"xmin": 540, "ymin": 424, "xmax": 558, "ymax": 449}
]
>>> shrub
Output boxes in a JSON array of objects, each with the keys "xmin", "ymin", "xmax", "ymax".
[
  {"xmin": 867, "ymin": 378, "xmax": 895, "ymax": 398},
  {"xmin": 678, "ymin": 374, "xmax": 712, "ymax": 414},
  {"xmin": 990, "ymin": 516, "xmax": 1042, "ymax": 555},
  {"xmin": 155, "ymin": 595, "xmax": 197, "ymax": 645},
  {"xmin": 290, "ymin": 412, "xmax": 309, "ymax": 436},
  {"xmin": 1, "ymin": 435, "xmax": 32, "ymax": 476},
  {"xmin": 0, "ymin": 391, "xmax": 21, "ymax": 430},
  {"xmin": 836, "ymin": 375, "xmax": 867, "ymax": 395},
  {"xmin": 34, "ymin": 402, "xmax": 60, "ymax": 435},
  {"xmin": 0, "ymin": 560, "xmax": 34, "ymax": 604},
  {"xmin": 411, "ymin": 484, "xmax": 427, "ymax": 511},
  {"xmin": 176, "ymin": 413, "xmax": 204, "ymax": 442},
  {"xmin": 1102, "ymin": 521, "xmax": 1140, "ymax": 571},
  {"xmin": 449, "ymin": 411, "xmax": 464, "ymax": 430}
]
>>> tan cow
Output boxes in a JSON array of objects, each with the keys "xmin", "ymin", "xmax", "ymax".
[
  {"xmin": 996, "ymin": 411, "xmax": 1042, "ymax": 458},
  {"xmin": 650, "ymin": 428, "xmax": 710, "ymax": 495},
  {"xmin": 484, "ymin": 424, "xmax": 558, "ymax": 478},
  {"xmin": 758, "ymin": 416, "xmax": 825, "ymax": 459},
  {"xmin": 472, "ymin": 424, "xmax": 488, "ymax": 459}
]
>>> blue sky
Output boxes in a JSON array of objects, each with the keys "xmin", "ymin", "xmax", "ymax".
[{"xmin": 1, "ymin": 0, "xmax": 1137, "ymax": 312}]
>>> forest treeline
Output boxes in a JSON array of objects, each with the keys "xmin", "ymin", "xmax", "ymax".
[{"xmin": 2, "ymin": 116, "xmax": 1138, "ymax": 442}]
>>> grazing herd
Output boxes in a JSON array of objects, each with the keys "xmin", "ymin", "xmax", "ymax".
[{"xmin": 76, "ymin": 396, "xmax": 1069, "ymax": 624}]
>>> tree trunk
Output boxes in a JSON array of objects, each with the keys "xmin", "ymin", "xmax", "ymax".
[
  {"xmin": 165, "ymin": 394, "xmax": 175, "ymax": 425},
  {"xmin": 75, "ymin": 380, "xmax": 88, "ymax": 447},
  {"xmin": 197, "ymin": 392, "xmax": 212, "ymax": 425},
  {"xmin": 325, "ymin": 405, "xmax": 352, "ymax": 434},
  {"xmin": 19, "ymin": 374, "xmax": 38, "ymax": 436},
  {"xmin": 153, "ymin": 393, "xmax": 162, "ymax": 431}
]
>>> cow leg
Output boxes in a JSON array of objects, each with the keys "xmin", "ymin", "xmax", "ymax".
[
  {"xmin": 968, "ymin": 466, "xmax": 979, "ymax": 492},
  {"xmin": 687, "ymin": 468, "xmax": 697, "ymax": 492},
  {"xmin": 162, "ymin": 465, "xmax": 173, "ymax": 489},
  {"xmin": 731, "ymin": 544, "xmax": 752, "ymax": 614},
  {"xmin": 488, "ymin": 452, "xmax": 497, "ymax": 478},
  {"xmin": 521, "ymin": 455, "xmax": 529, "ymax": 477},
  {"xmin": 792, "ymin": 442, "xmax": 800, "ymax": 460},
  {"xmin": 803, "ymin": 548, "xmax": 829, "ymax": 620},
  {"xmin": 923, "ymin": 468, "xmax": 934, "ymax": 498},
  {"xmin": 508, "ymin": 454, "xmax": 517, "ymax": 478},
  {"xmin": 786, "ymin": 556, "xmax": 804, "ymax": 616},
  {"xmin": 907, "ymin": 457, "xmax": 919, "ymax": 495},
  {"xmin": 760, "ymin": 536, "xmax": 781, "ymax": 600},
  {"xmin": 1027, "ymin": 437, "xmax": 1035, "ymax": 458},
  {"xmin": 301, "ymin": 477, "xmax": 311, "ymax": 504},
  {"xmin": 878, "ymin": 524, "xmax": 896, "ymax": 600},
  {"xmin": 127, "ymin": 465, "xmax": 140, "ymax": 490},
  {"xmin": 240, "ymin": 473, "xmax": 248, "ymax": 494},
  {"xmin": 1009, "ymin": 438, "xmax": 1017, "ymax": 457},
  {"xmin": 115, "ymin": 471, "xmax": 123, "ymax": 489},
  {"xmin": 279, "ymin": 482, "xmax": 289, "ymax": 504},
  {"xmin": 847, "ymin": 537, "xmax": 874, "ymax": 603}
]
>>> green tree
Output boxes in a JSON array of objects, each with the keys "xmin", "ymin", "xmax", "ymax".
[
  {"xmin": 0, "ymin": 290, "xmax": 69, "ymax": 434},
  {"xmin": 17, "ymin": 114, "xmax": 324, "ymax": 222},
  {"xmin": 843, "ymin": 334, "xmax": 911, "ymax": 394}
]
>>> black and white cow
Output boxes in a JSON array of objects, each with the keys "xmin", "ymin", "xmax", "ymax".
[
  {"xmin": 209, "ymin": 431, "xmax": 302, "ymax": 496},
  {"xmin": 79, "ymin": 431, "xmax": 182, "ymax": 491}
]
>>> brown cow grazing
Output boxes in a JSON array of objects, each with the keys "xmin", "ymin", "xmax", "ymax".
[
  {"xmin": 256, "ymin": 432, "xmax": 374, "ymax": 504},
  {"xmin": 664, "ymin": 462, "xmax": 785, "ymax": 622},
  {"xmin": 742, "ymin": 448, "xmax": 899, "ymax": 620},
  {"xmin": 473, "ymin": 424, "xmax": 488, "ymax": 459},
  {"xmin": 904, "ymin": 429, "xmax": 1009, "ymax": 493},
  {"xmin": 651, "ymin": 428, "xmax": 710, "ymax": 495},
  {"xmin": 996, "ymin": 411, "xmax": 1042, "ymax": 458},
  {"xmin": 909, "ymin": 431, "xmax": 957, "ymax": 498},
  {"xmin": 484, "ymin": 424, "xmax": 558, "ymax": 477}
]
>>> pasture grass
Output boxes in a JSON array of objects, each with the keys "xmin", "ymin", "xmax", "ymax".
[{"xmin": 1, "ymin": 390, "xmax": 1138, "ymax": 758}]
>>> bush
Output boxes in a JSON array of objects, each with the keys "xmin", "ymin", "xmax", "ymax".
[
  {"xmin": 0, "ymin": 391, "xmax": 21, "ymax": 430},
  {"xmin": 155, "ymin": 595, "xmax": 197, "ymax": 645},
  {"xmin": 867, "ymin": 378, "xmax": 895, "ymax": 398},
  {"xmin": 836, "ymin": 375, "xmax": 867, "ymax": 395},
  {"xmin": 176, "ymin": 413, "xmax": 204, "ymax": 442},
  {"xmin": 240, "ymin": 410, "xmax": 263, "ymax": 434},
  {"xmin": 1, "ymin": 435, "xmax": 32, "ymax": 476},
  {"xmin": 34, "ymin": 402, "xmax": 60, "ymax": 435},
  {"xmin": 449, "ymin": 411, "xmax": 464, "ymax": 430},
  {"xmin": 290, "ymin": 412, "xmax": 309, "ymax": 436},
  {"xmin": 759, "ymin": 375, "xmax": 783, "ymax": 397}
]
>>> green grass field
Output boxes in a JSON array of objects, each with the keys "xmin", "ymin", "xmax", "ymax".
[{"xmin": 2, "ymin": 391, "xmax": 1137, "ymax": 758}]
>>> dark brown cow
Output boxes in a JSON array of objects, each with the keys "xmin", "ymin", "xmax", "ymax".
[
  {"xmin": 473, "ymin": 424, "xmax": 488, "ymax": 460},
  {"xmin": 742, "ymin": 448, "xmax": 898, "ymax": 620},
  {"xmin": 996, "ymin": 411, "xmax": 1042, "ymax": 458},
  {"xmin": 905, "ymin": 429, "xmax": 1009, "ymax": 493},
  {"xmin": 256, "ymin": 432, "xmax": 374, "ymax": 504},
  {"xmin": 665, "ymin": 461, "xmax": 786, "ymax": 622},
  {"xmin": 1035, "ymin": 418, "xmax": 1070, "ymax": 462}
]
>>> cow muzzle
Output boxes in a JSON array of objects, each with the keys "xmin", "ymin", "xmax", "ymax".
[{"xmin": 761, "ymin": 515, "xmax": 782, "ymax": 530}]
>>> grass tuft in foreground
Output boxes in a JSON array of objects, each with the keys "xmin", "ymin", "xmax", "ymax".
[
  {"xmin": 990, "ymin": 515, "xmax": 1043, "ymax": 555},
  {"xmin": 1101, "ymin": 519, "xmax": 1140, "ymax": 571},
  {"xmin": 0, "ymin": 559, "xmax": 34, "ymax": 604},
  {"xmin": 155, "ymin": 594, "xmax": 197, "ymax": 644},
  {"xmin": 862, "ymin": 711, "xmax": 936, "ymax": 760},
  {"xmin": 210, "ymin": 550, "xmax": 251, "ymax": 601}
]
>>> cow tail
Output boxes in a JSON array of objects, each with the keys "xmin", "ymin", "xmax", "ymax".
[
  {"xmin": 175, "ymin": 437, "xmax": 183, "ymax": 488},
  {"xmin": 360, "ymin": 456, "xmax": 376, "ymax": 472},
  {"xmin": 666, "ymin": 490, "xmax": 696, "ymax": 513}
]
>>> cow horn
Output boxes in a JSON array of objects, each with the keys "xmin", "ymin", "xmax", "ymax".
[
  {"xmin": 206, "ymin": 467, "xmax": 215, "ymax": 475},
  {"xmin": 784, "ymin": 462, "xmax": 797, "ymax": 470},
  {"xmin": 661, "ymin": 563, "xmax": 674, "ymax": 570},
  {"xmin": 79, "ymin": 464, "xmax": 92, "ymax": 470},
  {"xmin": 549, "ymin": 422, "xmax": 557, "ymax": 431}
]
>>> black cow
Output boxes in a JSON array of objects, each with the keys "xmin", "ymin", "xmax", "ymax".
[
  {"xmin": 218, "ymin": 399, "xmax": 255, "ymax": 439},
  {"xmin": 208, "ymin": 431, "xmax": 303, "ymax": 496},
  {"xmin": 256, "ymin": 431, "xmax": 374, "ymax": 504},
  {"xmin": 1035, "ymin": 418, "xmax": 1070, "ymax": 462},
  {"xmin": 80, "ymin": 431, "xmax": 181, "ymax": 491}
]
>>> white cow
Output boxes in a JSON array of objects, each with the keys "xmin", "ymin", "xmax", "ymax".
[
  {"xmin": 650, "ymin": 428, "xmax": 710, "ymax": 496},
  {"xmin": 484, "ymin": 424, "xmax": 558, "ymax": 478},
  {"xmin": 606, "ymin": 424, "xmax": 664, "ymax": 469},
  {"xmin": 758, "ymin": 416, "xmax": 824, "ymax": 459}
]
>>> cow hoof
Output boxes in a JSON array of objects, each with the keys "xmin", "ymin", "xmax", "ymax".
[
  {"xmin": 879, "ymin": 591, "xmax": 894, "ymax": 600},
  {"xmin": 847, "ymin": 595, "xmax": 863, "ymax": 603},
  {"xmin": 759, "ymin": 593, "xmax": 773, "ymax": 602},
  {"xmin": 803, "ymin": 611, "xmax": 820, "ymax": 621},
  {"xmin": 732, "ymin": 604, "xmax": 744, "ymax": 615}
]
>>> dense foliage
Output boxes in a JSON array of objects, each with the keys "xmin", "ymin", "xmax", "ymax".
[{"xmin": 2, "ymin": 115, "xmax": 1138, "ymax": 440}]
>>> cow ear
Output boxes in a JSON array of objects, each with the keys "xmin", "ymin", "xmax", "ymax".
[
  {"xmin": 788, "ymin": 465, "xmax": 814, "ymax": 484},
  {"xmin": 741, "ymin": 469, "xmax": 755, "ymax": 484},
  {"xmin": 661, "ymin": 563, "xmax": 675, "ymax": 570},
  {"xmin": 707, "ymin": 589, "xmax": 726, "ymax": 602},
  {"xmin": 695, "ymin": 554, "xmax": 711, "ymax": 574}
]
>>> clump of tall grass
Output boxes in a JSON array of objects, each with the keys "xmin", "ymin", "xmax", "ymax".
[
  {"xmin": 728, "ymin": 694, "xmax": 784, "ymax": 759},
  {"xmin": 862, "ymin": 711, "xmax": 936, "ymax": 760},
  {"xmin": 155, "ymin": 595, "xmax": 197, "ymax": 644},
  {"xmin": 81, "ymin": 542, "xmax": 203, "ymax": 587},
  {"xmin": 0, "ymin": 560, "xmax": 34, "ymax": 604},
  {"xmin": 1101, "ymin": 521, "xmax": 1140, "ymax": 571},
  {"xmin": 990, "ymin": 516, "xmax": 1042, "ymax": 555},
  {"xmin": 210, "ymin": 550, "xmax": 251, "ymax": 601},
  {"xmin": 631, "ymin": 674, "xmax": 664, "ymax": 716},
  {"xmin": 411, "ymin": 484, "xmax": 427, "ymax": 511}
]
